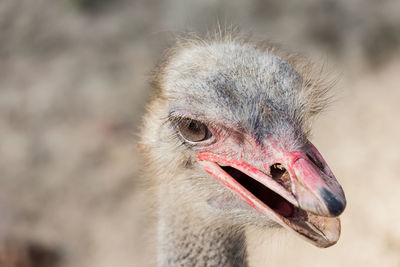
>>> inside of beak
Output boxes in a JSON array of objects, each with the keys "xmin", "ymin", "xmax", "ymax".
[{"xmin": 221, "ymin": 165, "xmax": 295, "ymax": 217}]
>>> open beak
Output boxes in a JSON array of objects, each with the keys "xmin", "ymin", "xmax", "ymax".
[{"xmin": 197, "ymin": 141, "xmax": 346, "ymax": 248}]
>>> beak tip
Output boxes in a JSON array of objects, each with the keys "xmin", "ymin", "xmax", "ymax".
[{"xmin": 321, "ymin": 188, "xmax": 346, "ymax": 217}]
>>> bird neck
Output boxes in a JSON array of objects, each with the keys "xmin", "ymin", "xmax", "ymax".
[{"xmin": 157, "ymin": 184, "xmax": 248, "ymax": 267}]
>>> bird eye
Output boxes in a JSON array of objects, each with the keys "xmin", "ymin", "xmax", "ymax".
[{"xmin": 177, "ymin": 118, "xmax": 211, "ymax": 142}]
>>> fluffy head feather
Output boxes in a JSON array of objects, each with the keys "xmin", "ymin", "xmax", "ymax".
[{"xmin": 150, "ymin": 33, "xmax": 333, "ymax": 148}]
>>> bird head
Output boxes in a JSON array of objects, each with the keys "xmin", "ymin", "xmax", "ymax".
[{"xmin": 144, "ymin": 38, "xmax": 346, "ymax": 248}]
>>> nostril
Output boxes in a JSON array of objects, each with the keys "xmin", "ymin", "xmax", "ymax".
[
  {"xmin": 270, "ymin": 163, "xmax": 286, "ymax": 180},
  {"xmin": 306, "ymin": 153, "xmax": 325, "ymax": 173},
  {"xmin": 270, "ymin": 163, "xmax": 291, "ymax": 191}
]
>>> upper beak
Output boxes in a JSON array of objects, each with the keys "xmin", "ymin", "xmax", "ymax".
[{"xmin": 286, "ymin": 142, "xmax": 346, "ymax": 217}]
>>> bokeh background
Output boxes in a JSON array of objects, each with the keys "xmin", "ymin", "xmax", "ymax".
[{"xmin": 1, "ymin": 0, "xmax": 400, "ymax": 266}]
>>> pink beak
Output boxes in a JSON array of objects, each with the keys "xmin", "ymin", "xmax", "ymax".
[
  {"xmin": 286, "ymin": 142, "xmax": 346, "ymax": 217},
  {"xmin": 197, "ymin": 140, "xmax": 346, "ymax": 247}
]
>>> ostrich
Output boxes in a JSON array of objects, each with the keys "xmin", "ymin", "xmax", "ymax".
[{"xmin": 139, "ymin": 34, "xmax": 346, "ymax": 266}]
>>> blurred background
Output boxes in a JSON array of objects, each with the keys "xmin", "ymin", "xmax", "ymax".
[{"xmin": 0, "ymin": 0, "xmax": 400, "ymax": 266}]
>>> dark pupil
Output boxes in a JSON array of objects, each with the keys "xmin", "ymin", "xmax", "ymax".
[{"xmin": 188, "ymin": 121, "xmax": 200, "ymax": 132}]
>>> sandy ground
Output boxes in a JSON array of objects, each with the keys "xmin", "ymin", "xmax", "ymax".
[{"xmin": 1, "ymin": 0, "xmax": 400, "ymax": 266}]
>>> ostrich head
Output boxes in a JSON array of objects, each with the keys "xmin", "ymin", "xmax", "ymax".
[{"xmin": 141, "ymin": 36, "xmax": 346, "ymax": 249}]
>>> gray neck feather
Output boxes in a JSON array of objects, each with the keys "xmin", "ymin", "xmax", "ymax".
[{"xmin": 157, "ymin": 185, "xmax": 248, "ymax": 267}]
